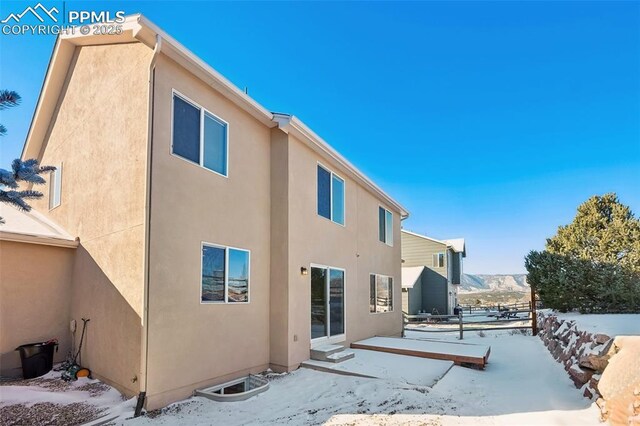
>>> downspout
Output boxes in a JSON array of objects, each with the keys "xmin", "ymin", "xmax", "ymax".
[{"xmin": 136, "ymin": 33, "xmax": 162, "ymax": 417}]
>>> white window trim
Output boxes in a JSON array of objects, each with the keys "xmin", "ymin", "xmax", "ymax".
[
  {"xmin": 310, "ymin": 263, "xmax": 347, "ymax": 347},
  {"xmin": 433, "ymin": 252, "xmax": 445, "ymax": 268},
  {"xmin": 379, "ymin": 205, "xmax": 393, "ymax": 246},
  {"xmin": 200, "ymin": 241, "xmax": 250, "ymax": 304},
  {"xmin": 171, "ymin": 89, "xmax": 230, "ymax": 179},
  {"xmin": 369, "ymin": 273, "xmax": 394, "ymax": 314},
  {"xmin": 49, "ymin": 162, "xmax": 62, "ymax": 210},
  {"xmin": 316, "ymin": 162, "xmax": 346, "ymax": 227}
]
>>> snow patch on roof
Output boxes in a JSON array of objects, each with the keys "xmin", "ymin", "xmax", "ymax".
[
  {"xmin": 402, "ymin": 266, "xmax": 424, "ymax": 288},
  {"xmin": 0, "ymin": 204, "xmax": 76, "ymax": 247},
  {"xmin": 444, "ymin": 238, "xmax": 465, "ymax": 254}
]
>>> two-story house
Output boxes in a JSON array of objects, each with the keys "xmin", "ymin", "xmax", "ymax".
[
  {"xmin": 401, "ymin": 230, "xmax": 466, "ymax": 315},
  {"xmin": 1, "ymin": 15, "xmax": 408, "ymax": 410}
]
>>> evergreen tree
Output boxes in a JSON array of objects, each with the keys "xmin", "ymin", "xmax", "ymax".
[
  {"xmin": 526, "ymin": 193, "xmax": 640, "ymax": 313},
  {"xmin": 0, "ymin": 90, "xmax": 55, "ymax": 224},
  {"xmin": 546, "ymin": 193, "xmax": 640, "ymax": 273}
]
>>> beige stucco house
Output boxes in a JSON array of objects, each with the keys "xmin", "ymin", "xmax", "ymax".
[
  {"xmin": 0, "ymin": 14, "xmax": 408, "ymax": 410},
  {"xmin": 401, "ymin": 230, "xmax": 466, "ymax": 315}
]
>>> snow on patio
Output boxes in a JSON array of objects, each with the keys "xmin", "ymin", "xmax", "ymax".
[
  {"xmin": 0, "ymin": 370, "xmax": 129, "ymax": 425},
  {"xmin": 302, "ymin": 348, "xmax": 454, "ymax": 386},
  {"xmin": 116, "ymin": 330, "xmax": 600, "ymax": 426}
]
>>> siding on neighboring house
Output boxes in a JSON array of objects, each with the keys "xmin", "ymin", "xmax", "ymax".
[
  {"xmin": 404, "ymin": 280, "xmax": 423, "ymax": 315},
  {"xmin": 421, "ymin": 268, "xmax": 449, "ymax": 314},
  {"xmin": 451, "ymin": 252, "xmax": 462, "ymax": 284},
  {"xmin": 401, "ymin": 231, "xmax": 448, "ymax": 275}
]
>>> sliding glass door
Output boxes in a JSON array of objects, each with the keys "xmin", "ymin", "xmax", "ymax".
[{"xmin": 311, "ymin": 265, "xmax": 345, "ymax": 341}]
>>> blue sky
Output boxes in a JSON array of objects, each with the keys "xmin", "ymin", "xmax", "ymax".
[{"xmin": 1, "ymin": 1, "xmax": 638, "ymax": 274}]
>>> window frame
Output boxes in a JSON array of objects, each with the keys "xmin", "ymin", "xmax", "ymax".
[
  {"xmin": 433, "ymin": 252, "xmax": 445, "ymax": 268},
  {"xmin": 369, "ymin": 273, "xmax": 394, "ymax": 314},
  {"xmin": 200, "ymin": 241, "xmax": 250, "ymax": 304},
  {"xmin": 316, "ymin": 162, "xmax": 346, "ymax": 227},
  {"xmin": 310, "ymin": 263, "xmax": 347, "ymax": 345},
  {"xmin": 49, "ymin": 163, "xmax": 62, "ymax": 210},
  {"xmin": 378, "ymin": 205, "xmax": 393, "ymax": 246},
  {"xmin": 171, "ymin": 89, "xmax": 230, "ymax": 178}
]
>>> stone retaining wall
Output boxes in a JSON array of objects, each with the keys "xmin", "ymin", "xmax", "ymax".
[{"xmin": 537, "ymin": 311, "xmax": 640, "ymax": 425}]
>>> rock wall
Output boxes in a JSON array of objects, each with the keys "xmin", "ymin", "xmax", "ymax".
[
  {"xmin": 537, "ymin": 311, "xmax": 610, "ymax": 400},
  {"xmin": 537, "ymin": 312, "xmax": 640, "ymax": 425}
]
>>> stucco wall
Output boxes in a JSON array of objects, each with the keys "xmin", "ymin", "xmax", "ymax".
[
  {"xmin": 145, "ymin": 54, "xmax": 272, "ymax": 409},
  {"xmin": 0, "ymin": 241, "xmax": 75, "ymax": 377},
  {"xmin": 283, "ymin": 134, "xmax": 403, "ymax": 369},
  {"xmin": 30, "ymin": 42, "xmax": 153, "ymax": 395}
]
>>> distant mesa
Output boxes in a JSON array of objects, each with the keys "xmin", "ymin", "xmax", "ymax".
[{"xmin": 460, "ymin": 273, "xmax": 529, "ymax": 293}]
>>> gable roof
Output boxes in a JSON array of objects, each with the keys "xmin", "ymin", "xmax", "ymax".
[
  {"xmin": 402, "ymin": 266, "xmax": 425, "ymax": 289},
  {"xmin": 401, "ymin": 229, "xmax": 447, "ymax": 246},
  {"xmin": 0, "ymin": 205, "xmax": 78, "ymax": 248},
  {"xmin": 402, "ymin": 229, "xmax": 466, "ymax": 256},
  {"xmin": 22, "ymin": 14, "xmax": 408, "ymax": 219}
]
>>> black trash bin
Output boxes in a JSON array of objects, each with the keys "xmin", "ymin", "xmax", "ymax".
[{"xmin": 16, "ymin": 340, "xmax": 58, "ymax": 379}]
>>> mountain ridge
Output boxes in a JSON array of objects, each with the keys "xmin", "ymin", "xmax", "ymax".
[{"xmin": 460, "ymin": 273, "xmax": 529, "ymax": 293}]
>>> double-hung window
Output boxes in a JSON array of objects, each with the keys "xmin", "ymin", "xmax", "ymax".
[
  {"xmin": 317, "ymin": 164, "xmax": 345, "ymax": 225},
  {"xmin": 201, "ymin": 243, "xmax": 250, "ymax": 303},
  {"xmin": 433, "ymin": 252, "xmax": 445, "ymax": 268},
  {"xmin": 369, "ymin": 274, "xmax": 393, "ymax": 313},
  {"xmin": 378, "ymin": 207, "xmax": 393, "ymax": 245},
  {"xmin": 173, "ymin": 92, "xmax": 228, "ymax": 176}
]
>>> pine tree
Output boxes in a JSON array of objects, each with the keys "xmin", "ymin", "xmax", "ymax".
[
  {"xmin": 0, "ymin": 90, "xmax": 55, "ymax": 224},
  {"xmin": 526, "ymin": 193, "xmax": 640, "ymax": 313},
  {"xmin": 546, "ymin": 193, "xmax": 640, "ymax": 273}
]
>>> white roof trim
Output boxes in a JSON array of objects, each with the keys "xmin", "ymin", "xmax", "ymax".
[
  {"xmin": 21, "ymin": 14, "xmax": 408, "ymax": 219},
  {"xmin": 0, "ymin": 231, "xmax": 78, "ymax": 248},
  {"xmin": 401, "ymin": 229, "xmax": 447, "ymax": 246},
  {"xmin": 274, "ymin": 113, "xmax": 409, "ymax": 218}
]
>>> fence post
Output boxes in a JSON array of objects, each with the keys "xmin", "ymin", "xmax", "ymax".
[
  {"xmin": 402, "ymin": 313, "xmax": 406, "ymax": 338},
  {"xmin": 458, "ymin": 311, "xmax": 463, "ymax": 340},
  {"xmin": 531, "ymin": 286, "xmax": 538, "ymax": 336}
]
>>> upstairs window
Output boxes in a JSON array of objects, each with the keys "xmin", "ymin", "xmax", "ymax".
[
  {"xmin": 317, "ymin": 164, "xmax": 345, "ymax": 225},
  {"xmin": 173, "ymin": 92, "xmax": 228, "ymax": 176},
  {"xmin": 378, "ymin": 207, "xmax": 393, "ymax": 245},
  {"xmin": 49, "ymin": 163, "xmax": 62, "ymax": 210},
  {"xmin": 433, "ymin": 252, "xmax": 445, "ymax": 268}
]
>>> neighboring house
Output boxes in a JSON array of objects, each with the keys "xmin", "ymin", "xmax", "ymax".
[
  {"xmin": 1, "ymin": 15, "xmax": 408, "ymax": 410},
  {"xmin": 401, "ymin": 230, "xmax": 466, "ymax": 315}
]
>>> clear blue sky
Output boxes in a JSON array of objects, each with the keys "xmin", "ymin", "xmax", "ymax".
[{"xmin": 1, "ymin": 1, "xmax": 639, "ymax": 274}]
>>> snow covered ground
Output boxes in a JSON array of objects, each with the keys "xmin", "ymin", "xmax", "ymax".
[
  {"xmin": 302, "ymin": 348, "xmax": 454, "ymax": 386},
  {"xmin": 551, "ymin": 311, "xmax": 640, "ymax": 337},
  {"xmin": 112, "ymin": 331, "xmax": 599, "ymax": 426},
  {"xmin": 0, "ymin": 370, "xmax": 129, "ymax": 425}
]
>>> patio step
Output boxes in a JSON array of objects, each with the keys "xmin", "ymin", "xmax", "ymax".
[
  {"xmin": 310, "ymin": 344, "xmax": 346, "ymax": 361},
  {"xmin": 325, "ymin": 350, "xmax": 355, "ymax": 363}
]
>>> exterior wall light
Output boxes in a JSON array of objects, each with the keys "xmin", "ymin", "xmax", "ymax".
[{"xmin": 301, "ymin": 267, "xmax": 308, "ymax": 275}]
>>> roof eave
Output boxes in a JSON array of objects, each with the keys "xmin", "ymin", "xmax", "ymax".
[
  {"xmin": 273, "ymin": 113, "xmax": 409, "ymax": 218},
  {"xmin": 0, "ymin": 231, "xmax": 79, "ymax": 248}
]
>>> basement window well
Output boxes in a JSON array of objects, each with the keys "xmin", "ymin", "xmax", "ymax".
[{"xmin": 195, "ymin": 375, "xmax": 269, "ymax": 402}]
